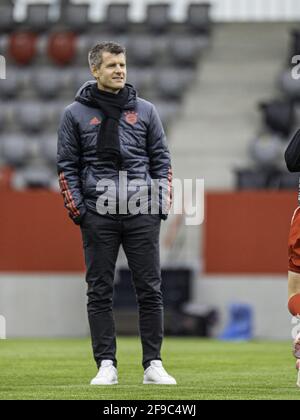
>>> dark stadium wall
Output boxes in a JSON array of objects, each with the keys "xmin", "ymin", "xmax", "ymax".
[{"xmin": 0, "ymin": 190, "xmax": 296, "ymax": 273}]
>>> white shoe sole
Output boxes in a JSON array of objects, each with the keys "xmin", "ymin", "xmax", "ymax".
[
  {"xmin": 143, "ymin": 379, "xmax": 176, "ymax": 385},
  {"xmin": 90, "ymin": 380, "xmax": 118, "ymax": 386}
]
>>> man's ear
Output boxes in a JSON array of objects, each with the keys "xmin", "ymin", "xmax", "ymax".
[{"xmin": 90, "ymin": 65, "xmax": 99, "ymax": 79}]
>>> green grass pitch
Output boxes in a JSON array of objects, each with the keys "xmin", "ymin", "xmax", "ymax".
[{"xmin": 0, "ymin": 337, "xmax": 299, "ymax": 400}]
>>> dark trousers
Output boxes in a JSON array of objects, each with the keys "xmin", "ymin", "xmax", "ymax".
[{"xmin": 80, "ymin": 211, "xmax": 164, "ymax": 370}]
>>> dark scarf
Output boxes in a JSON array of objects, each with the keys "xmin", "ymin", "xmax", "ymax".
[{"xmin": 90, "ymin": 83, "xmax": 130, "ymax": 168}]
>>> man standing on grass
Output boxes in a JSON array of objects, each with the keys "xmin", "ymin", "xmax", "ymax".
[{"xmin": 57, "ymin": 42, "xmax": 176, "ymax": 385}]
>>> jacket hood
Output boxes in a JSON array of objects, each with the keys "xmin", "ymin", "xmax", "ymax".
[{"xmin": 75, "ymin": 80, "xmax": 137, "ymax": 110}]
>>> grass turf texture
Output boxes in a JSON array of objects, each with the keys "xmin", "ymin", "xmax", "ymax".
[{"xmin": 0, "ymin": 337, "xmax": 299, "ymax": 400}]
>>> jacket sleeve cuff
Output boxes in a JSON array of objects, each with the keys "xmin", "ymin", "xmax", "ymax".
[{"xmin": 69, "ymin": 207, "xmax": 87, "ymax": 225}]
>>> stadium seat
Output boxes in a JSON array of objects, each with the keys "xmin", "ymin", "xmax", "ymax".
[
  {"xmin": 289, "ymin": 30, "xmax": 300, "ymax": 64},
  {"xmin": 277, "ymin": 171, "xmax": 300, "ymax": 189},
  {"xmin": 9, "ymin": 31, "xmax": 38, "ymax": 65},
  {"xmin": 153, "ymin": 100, "xmax": 180, "ymax": 128},
  {"xmin": 26, "ymin": 3, "xmax": 51, "ymax": 32},
  {"xmin": 235, "ymin": 168, "xmax": 266, "ymax": 189},
  {"xmin": 47, "ymin": 31, "xmax": 77, "ymax": 66},
  {"xmin": 32, "ymin": 68, "xmax": 65, "ymax": 99},
  {"xmin": 57, "ymin": 101, "xmax": 69, "ymax": 122},
  {"xmin": 249, "ymin": 134, "xmax": 284, "ymax": 167},
  {"xmin": 146, "ymin": 4, "xmax": 171, "ymax": 33},
  {"xmin": 71, "ymin": 67, "xmax": 93, "ymax": 91},
  {"xmin": 194, "ymin": 34, "xmax": 210, "ymax": 50},
  {"xmin": 157, "ymin": 68, "xmax": 195, "ymax": 99},
  {"xmin": 0, "ymin": 68, "xmax": 22, "ymax": 98},
  {"xmin": 113, "ymin": 34, "xmax": 130, "ymax": 51},
  {"xmin": 0, "ymin": 105, "xmax": 6, "ymax": 132},
  {"xmin": 178, "ymin": 302, "xmax": 219, "ymax": 337},
  {"xmin": 106, "ymin": 3, "xmax": 130, "ymax": 33},
  {"xmin": 187, "ymin": 3, "xmax": 212, "ymax": 34},
  {"xmin": 62, "ymin": 2, "xmax": 90, "ymax": 33},
  {"xmin": 259, "ymin": 100, "xmax": 295, "ymax": 137},
  {"xmin": 49, "ymin": 174, "xmax": 60, "ymax": 191},
  {"xmin": 0, "ymin": 134, "xmax": 30, "ymax": 167},
  {"xmin": 169, "ymin": 36, "xmax": 202, "ymax": 66},
  {"xmin": 76, "ymin": 33, "xmax": 91, "ymax": 64},
  {"xmin": 0, "ymin": 1, "xmax": 14, "ymax": 33},
  {"xmin": 127, "ymin": 67, "xmax": 153, "ymax": 92},
  {"xmin": 279, "ymin": 69, "xmax": 300, "ymax": 100},
  {"xmin": 17, "ymin": 102, "xmax": 49, "ymax": 133},
  {"xmin": 44, "ymin": 101, "xmax": 67, "ymax": 126},
  {"xmin": 128, "ymin": 37, "xmax": 158, "ymax": 66},
  {"xmin": 12, "ymin": 165, "xmax": 53, "ymax": 189},
  {"xmin": 235, "ymin": 168, "xmax": 280, "ymax": 190},
  {"xmin": 0, "ymin": 34, "xmax": 9, "ymax": 55},
  {"xmin": 40, "ymin": 134, "xmax": 58, "ymax": 165}
]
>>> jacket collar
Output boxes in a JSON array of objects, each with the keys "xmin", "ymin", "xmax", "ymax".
[{"xmin": 75, "ymin": 80, "xmax": 137, "ymax": 110}]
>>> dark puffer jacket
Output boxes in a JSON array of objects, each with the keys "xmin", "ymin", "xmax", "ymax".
[{"xmin": 57, "ymin": 81, "xmax": 172, "ymax": 225}]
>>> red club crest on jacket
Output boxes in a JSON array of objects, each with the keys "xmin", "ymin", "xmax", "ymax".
[
  {"xmin": 124, "ymin": 111, "xmax": 138, "ymax": 125},
  {"xmin": 89, "ymin": 117, "xmax": 101, "ymax": 125}
]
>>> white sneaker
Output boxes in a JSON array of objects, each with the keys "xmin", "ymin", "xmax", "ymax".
[
  {"xmin": 296, "ymin": 360, "xmax": 300, "ymax": 388},
  {"xmin": 143, "ymin": 360, "xmax": 177, "ymax": 385},
  {"xmin": 293, "ymin": 332, "xmax": 300, "ymax": 359},
  {"xmin": 90, "ymin": 360, "xmax": 118, "ymax": 385}
]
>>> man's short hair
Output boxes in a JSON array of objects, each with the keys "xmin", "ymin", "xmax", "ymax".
[{"xmin": 88, "ymin": 41, "xmax": 126, "ymax": 71}]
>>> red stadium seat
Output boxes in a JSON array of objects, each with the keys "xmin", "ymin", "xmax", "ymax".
[
  {"xmin": 9, "ymin": 31, "xmax": 38, "ymax": 65},
  {"xmin": 47, "ymin": 32, "xmax": 77, "ymax": 66}
]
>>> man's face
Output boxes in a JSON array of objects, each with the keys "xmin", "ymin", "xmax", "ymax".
[{"xmin": 91, "ymin": 52, "xmax": 127, "ymax": 93}]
